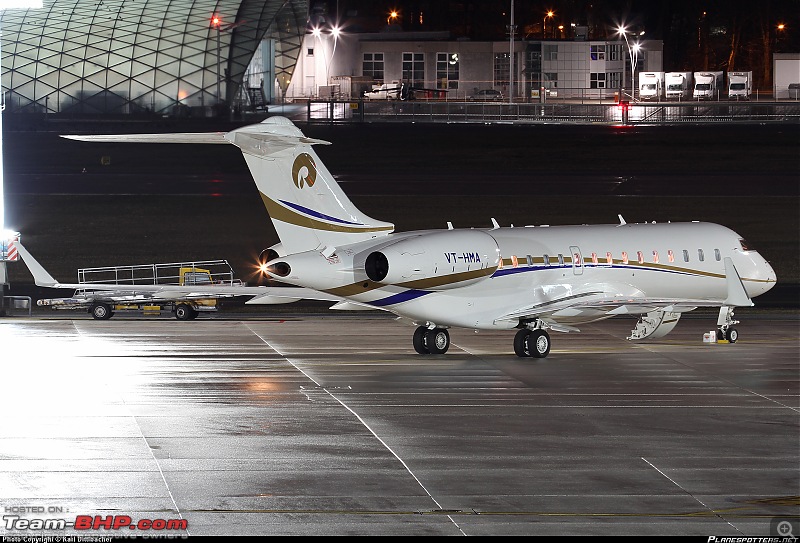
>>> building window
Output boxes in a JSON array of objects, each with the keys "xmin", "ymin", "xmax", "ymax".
[
  {"xmin": 403, "ymin": 52, "xmax": 424, "ymax": 86},
  {"xmin": 590, "ymin": 73, "xmax": 606, "ymax": 89},
  {"xmin": 609, "ymin": 44, "xmax": 622, "ymax": 61},
  {"xmin": 436, "ymin": 52, "xmax": 460, "ymax": 90},
  {"xmin": 544, "ymin": 44, "xmax": 558, "ymax": 61},
  {"xmin": 494, "ymin": 52, "xmax": 510, "ymax": 87},
  {"xmin": 590, "ymin": 45, "xmax": 605, "ymax": 60},
  {"xmin": 363, "ymin": 53, "xmax": 384, "ymax": 81},
  {"xmin": 607, "ymin": 72, "xmax": 621, "ymax": 89},
  {"xmin": 543, "ymin": 72, "xmax": 558, "ymax": 88}
]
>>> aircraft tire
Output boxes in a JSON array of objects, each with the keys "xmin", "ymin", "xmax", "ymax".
[
  {"xmin": 90, "ymin": 303, "xmax": 113, "ymax": 320},
  {"xmin": 514, "ymin": 329, "xmax": 532, "ymax": 357},
  {"xmin": 413, "ymin": 326, "xmax": 429, "ymax": 354},
  {"xmin": 529, "ymin": 330, "xmax": 551, "ymax": 358},
  {"xmin": 425, "ymin": 328, "xmax": 450, "ymax": 354},
  {"xmin": 175, "ymin": 303, "xmax": 197, "ymax": 321},
  {"xmin": 726, "ymin": 327, "xmax": 739, "ymax": 343}
]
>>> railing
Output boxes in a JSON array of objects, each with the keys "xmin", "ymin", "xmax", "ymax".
[{"xmin": 303, "ymin": 99, "xmax": 800, "ymax": 125}]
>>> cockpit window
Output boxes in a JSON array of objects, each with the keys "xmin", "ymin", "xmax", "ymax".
[{"xmin": 738, "ymin": 238, "xmax": 751, "ymax": 251}]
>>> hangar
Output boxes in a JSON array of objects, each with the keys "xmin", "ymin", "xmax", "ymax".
[{"xmin": 0, "ymin": 0, "xmax": 309, "ymax": 116}]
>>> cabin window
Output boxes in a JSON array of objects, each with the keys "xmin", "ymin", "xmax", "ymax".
[
  {"xmin": 683, "ymin": 249, "xmax": 689, "ymax": 262},
  {"xmin": 526, "ymin": 254, "xmax": 533, "ymax": 266},
  {"xmin": 652, "ymin": 250, "xmax": 659, "ymax": 263},
  {"xmin": 558, "ymin": 254, "xmax": 564, "ymax": 266},
  {"xmin": 668, "ymin": 250, "xmax": 675, "ymax": 263},
  {"xmin": 637, "ymin": 251, "xmax": 644, "ymax": 264},
  {"xmin": 606, "ymin": 252, "xmax": 613, "ymax": 265},
  {"xmin": 714, "ymin": 249, "xmax": 721, "ymax": 261},
  {"xmin": 498, "ymin": 257, "xmax": 504, "ymax": 269},
  {"xmin": 511, "ymin": 255, "xmax": 519, "ymax": 267},
  {"xmin": 622, "ymin": 251, "xmax": 629, "ymax": 265},
  {"xmin": 591, "ymin": 252, "xmax": 598, "ymax": 265},
  {"xmin": 698, "ymin": 249, "xmax": 705, "ymax": 262},
  {"xmin": 543, "ymin": 254, "xmax": 550, "ymax": 267}
]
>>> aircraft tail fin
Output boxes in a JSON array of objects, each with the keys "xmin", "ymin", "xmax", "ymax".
[
  {"xmin": 224, "ymin": 117, "xmax": 395, "ymax": 253},
  {"xmin": 62, "ymin": 116, "xmax": 395, "ymax": 255}
]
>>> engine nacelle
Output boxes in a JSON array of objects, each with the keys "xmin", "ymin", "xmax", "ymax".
[{"xmin": 364, "ymin": 230, "xmax": 499, "ymax": 290}]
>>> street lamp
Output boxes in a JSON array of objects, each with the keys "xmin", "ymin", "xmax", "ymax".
[
  {"xmin": 211, "ymin": 15, "xmax": 222, "ymax": 103},
  {"xmin": 311, "ymin": 25, "xmax": 341, "ymax": 91},
  {"xmin": 617, "ymin": 25, "xmax": 643, "ymax": 100},
  {"xmin": 544, "ymin": 10, "xmax": 554, "ymax": 39},
  {"xmin": 387, "ymin": 11, "xmax": 398, "ymax": 25}
]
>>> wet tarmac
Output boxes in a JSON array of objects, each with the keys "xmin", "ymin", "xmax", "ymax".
[{"xmin": 0, "ymin": 311, "xmax": 797, "ymax": 536}]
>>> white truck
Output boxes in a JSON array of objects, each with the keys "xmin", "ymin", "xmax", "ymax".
[
  {"xmin": 664, "ymin": 72, "xmax": 692, "ymax": 100},
  {"xmin": 693, "ymin": 71, "xmax": 724, "ymax": 100},
  {"xmin": 727, "ymin": 71, "xmax": 753, "ymax": 100},
  {"xmin": 637, "ymin": 72, "xmax": 664, "ymax": 101}
]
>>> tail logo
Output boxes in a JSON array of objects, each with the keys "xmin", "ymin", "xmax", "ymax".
[{"xmin": 292, "ymin": 153, "xmax": 317, "ymax": 189}]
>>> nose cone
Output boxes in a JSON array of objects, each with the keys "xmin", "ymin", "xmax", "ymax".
[{"xmin": 750, "ymin": 255, "xmax": 777, "ymax": 297}]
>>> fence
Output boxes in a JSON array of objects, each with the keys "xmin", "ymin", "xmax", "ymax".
[{"xmin": 302, "ymin": 99, "xmax": 800, "ymax": 125}]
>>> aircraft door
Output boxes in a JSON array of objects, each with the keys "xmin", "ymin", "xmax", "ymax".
[{"xmin": 570, "ymin": 246, "xmax": 584, "ymax": 275}]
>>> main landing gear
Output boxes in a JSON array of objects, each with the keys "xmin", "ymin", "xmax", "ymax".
[
  {"xmin": 413, "ymin": 326, "xmax": 450, "ymax": 354},
  {"xmin": 513, "ymin": 328, "xmax": 551, "ymax": 358}
]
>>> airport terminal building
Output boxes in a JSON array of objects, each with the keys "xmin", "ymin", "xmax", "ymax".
[{"xmin": 0, "ymin": 0, "xmax": 308, "ymax": 116}]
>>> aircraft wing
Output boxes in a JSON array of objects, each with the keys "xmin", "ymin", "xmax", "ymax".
[
  {"xmin": 15, "ymin": 242, "xmax": 342, "ymax": 305},
  {"xmin": 494, "ymin": 291, "xmax": 720, "ymax": 328}
]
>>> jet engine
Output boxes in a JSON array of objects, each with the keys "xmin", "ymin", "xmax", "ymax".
[{"xmin": 364, "ymin": 230, "xmax": 499, "ymax": 290}]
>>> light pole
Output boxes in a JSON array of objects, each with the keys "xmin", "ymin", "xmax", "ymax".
[
  {"xmin": 211, "ymin": 15, "xmax": 222, "ymax": 103},
  {"xmin": 543, "ymin": 10, "xmax": 554, "ymax": 39},
  {"xmin": 617, "ymin": 25, "xmax": 643, "ymax": 101},
  {"xmin": 509, "ymin": 0, "xmax": 514, "ymax": 104}
]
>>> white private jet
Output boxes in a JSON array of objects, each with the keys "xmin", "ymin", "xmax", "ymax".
[{"xmin": 20, "ymin": 116, "xmax": 777, "ymax": 357}]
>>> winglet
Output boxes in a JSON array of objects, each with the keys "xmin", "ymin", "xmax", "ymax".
[
  {"xmin": 13, "ymin": 243, "xmax": 59, "ymax": 287},
  {"xmin": 618, "ymin": 214, "xmax": 626, "ymax": 225},
  {"xmin": 491, "ymin": 218, "xmax": 500, "ymax": 229},
  {"xmin": 723, "ymin": 257, "xmax": 753, "ymax": 307}
]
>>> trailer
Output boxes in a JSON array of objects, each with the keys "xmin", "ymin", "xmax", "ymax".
[
  {"xmin": 693, "ymin": 71, "xmax": 724, "ymax": 100},
  {"xmin": 638, "ymin": 72, "xmax": 664, "ymax": 101},
  {"xmin": 727, "ymin": 71, "xmax": 753, "ymax": 100},
  {"xmin": 37, "ymin": 260, "xmax": 244, "ymax": 320},
  {"xmin": 665, "ymin": 72, "xmax": 692, "ymax": 100}
]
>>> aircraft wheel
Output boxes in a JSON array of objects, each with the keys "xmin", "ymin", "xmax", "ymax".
[
  {"xmin": 514, "ymin": 329, "xmax": 532, "ymax": 357},
  {"xmin": 425, "ymin": 328, "xmax": 450, "ymax": 354},
  {"xmin": 175, "ymin": 304, "xmax": 197, "ymax": 321},
  {"xmin": 90, "ymin": 303, "xmax": 113, "ymax": 320},
  {"xmin": 413, "ymin": 326, "xmax": 429, "ymax": 354},
  {"xmin": 726, "ymin": 327, "xmax": 738, "ymax": 343},
  {"xmin": 529, "ymin": 330, "xmax": 551, "ymax": 358}
]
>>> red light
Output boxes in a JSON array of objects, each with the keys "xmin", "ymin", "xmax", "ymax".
[{"xmin": 211, "ymin": 15, "xmax": 221, "ymax": 27}]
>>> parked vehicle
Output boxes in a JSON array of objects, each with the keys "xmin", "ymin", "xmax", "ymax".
[
  {"xmin": 638, "ymin": 72, "xmax": 664, "ymax": 101},
  {"xmin": 469, "ymin": 89, "xmax": 503, "ymax": 101},
  {"xmin": 727, "ymin": 71, "xmax": 753, "ymax": 100},
  {"xmin": 665, "ymin": 72, "xmax": 692, "ymax": 100},
  {"xmin": 693, "ymin": 71, "xmax": 724, "ymax": 100}
]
